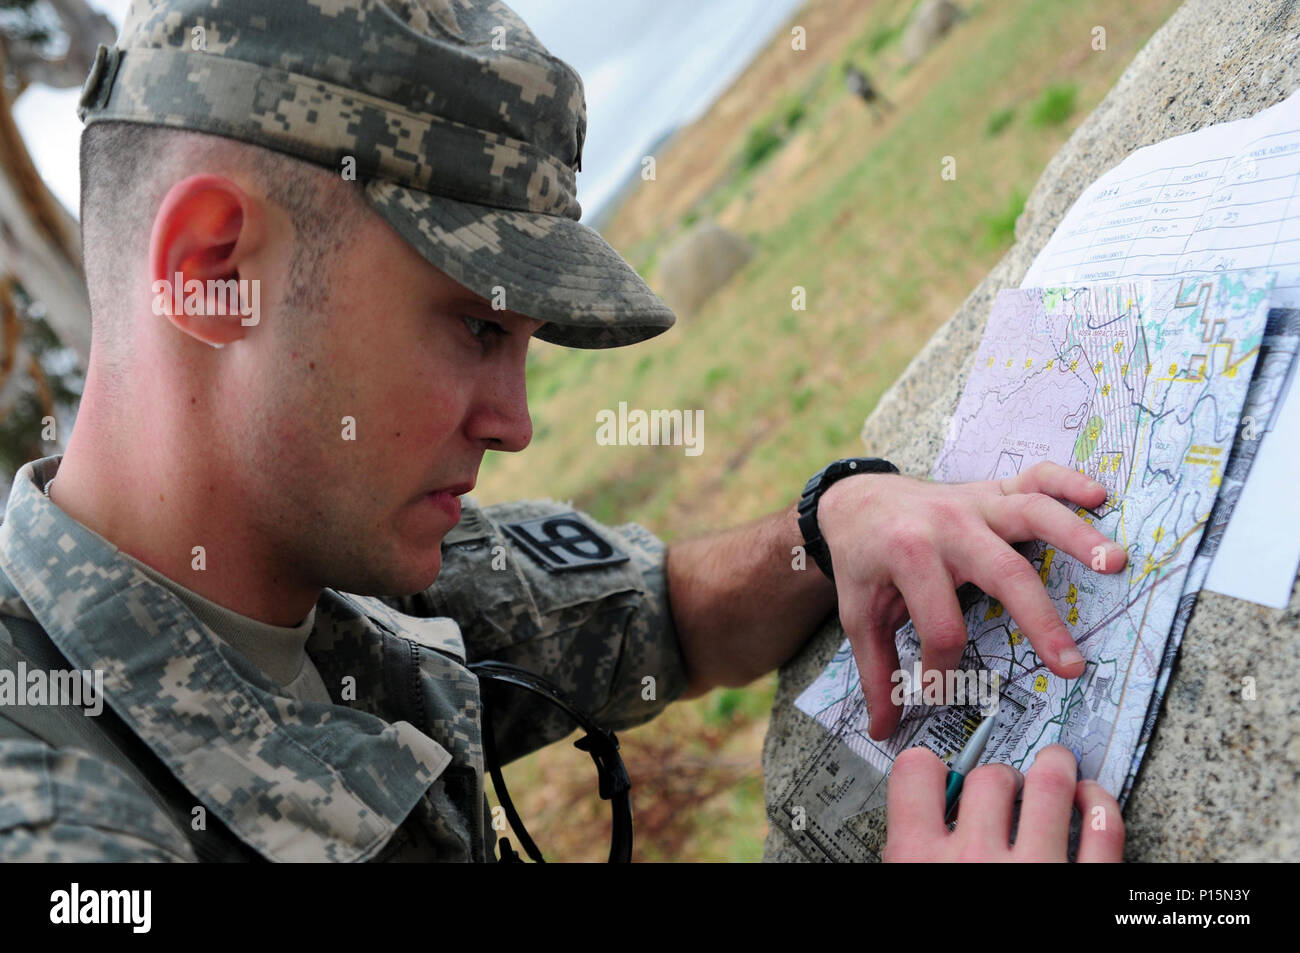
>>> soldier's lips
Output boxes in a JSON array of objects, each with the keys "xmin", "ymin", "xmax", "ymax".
[{"xmin": 426, "ymin": 490, "xmax": 461, "ymax": 522}]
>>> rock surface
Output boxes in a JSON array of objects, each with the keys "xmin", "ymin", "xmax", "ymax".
[
  {"xmin": 763, "ymin": 0, "xmax": 1300, "ymax": 862},
  {"xmin": 900, "ymin": 0, "xmax": 964, "ymax": 66},
  {"xmin": 654, "ymin": 220, "xmax": 754, "ymax": 317}
]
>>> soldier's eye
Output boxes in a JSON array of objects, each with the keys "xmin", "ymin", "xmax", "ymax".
[{"xmin": 461, "ymin": 314, "xmax": 508, "ymax": 344}]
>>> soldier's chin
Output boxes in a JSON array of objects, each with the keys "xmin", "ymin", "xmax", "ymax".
[
  {"xmin": 330, "ymin": 549, "xmax": 443, "ymax": 599},
  {"xmin": 384, "ymin": 550, "xmax": 445, "ymax": 598}
]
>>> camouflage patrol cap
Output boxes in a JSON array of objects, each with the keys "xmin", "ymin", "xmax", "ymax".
[{"xmin": 76, "ymin": 0, "xmax": 676, "ymax": 349}]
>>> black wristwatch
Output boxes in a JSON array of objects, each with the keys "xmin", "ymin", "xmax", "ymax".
[{"xmin": 797, "ymin": 457, "xmax": 899, "ymax": 581}]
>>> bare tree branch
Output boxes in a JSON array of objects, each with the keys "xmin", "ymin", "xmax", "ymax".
[{"xmin": 1, "ymin": 0, "xmax": 116, "ymax": 91}]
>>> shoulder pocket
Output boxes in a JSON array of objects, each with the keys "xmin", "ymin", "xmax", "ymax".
[{"xmin": 425, "ymin": 498, "xmax": 646, "ymax": 655}]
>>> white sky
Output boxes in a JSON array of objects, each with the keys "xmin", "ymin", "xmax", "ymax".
[{"xmin": 13, "ymin": 0, "xmax": 803, "ymax": 223}]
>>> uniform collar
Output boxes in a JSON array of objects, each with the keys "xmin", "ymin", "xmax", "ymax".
[{"xmin": 0, "ymin": 456, "xmax": 452, "ymax": 862}]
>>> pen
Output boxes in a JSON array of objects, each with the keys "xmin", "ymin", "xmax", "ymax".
[{"xmin": 944, "ymin": 711, "xmax": 998, "ymax": 819}]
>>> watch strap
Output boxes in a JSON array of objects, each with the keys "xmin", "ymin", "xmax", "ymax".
[{"xmin": 797, "ymin": 457, "xmax": 899, "ymax": 580}]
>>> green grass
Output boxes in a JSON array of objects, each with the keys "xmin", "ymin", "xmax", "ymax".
[
  {"xmin": 866, "ymin": 22, "xmax": 903, "ymax": 55},
  {"xmin": 985, "ymin": 105, "xmax": 1015, "ymax": 137},
  {"xmin": 781, "ymin": 93, "xmax": 807, "ymax": 131},
  {"xmin": 1028, "ymin": 83, "xmax": 1078, "ymax": 126},
  {"xmin": 705, "ymin": 686, "xmax": 773, "ymax": 724},
  {"xmin": 704, "ymin": 363, "xmax": 734, "ymax": 388},
  {"xmin": 739, "ymin": 92, "xmax": 810, "ymax": 174},
  {"xmin": 740, "ymin": 124, "xmax": 783, "ymax": 172},
  {"xmin": 980, "ymin": 188, "xmax": 1027, "ymax": 249}
]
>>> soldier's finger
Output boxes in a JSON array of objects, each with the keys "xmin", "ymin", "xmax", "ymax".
[
  {"xmin": 964, "ymin": 534, "xmax": 1086, "ymax": 678},
  {"xmin": 894, "ymin": 551, "xmax": 968, "ymax": 678},
  {"xmin": 1075, "ymin": 780, "xmax": 1125, "ymax": 862},
  {"xmin": 886, "ymin": 746, "xmax": 950, "ymax": 846},
  {"xmin": 951, "ymin": 762, "xmax": 1022, "ymax": 854},
  {"xmin": 983, "ymin": 493, "xmax": 1128, "ymax": 575},
  {"xmin": 842, "ymin": 589, "xmax": 905, "ymax": 740},
  {"xmin": 1012, "ymin": 744, "xmax": 1079, "ymax": 861},
  {"xmin": 999, "ymin": 462, "xmax": 1109, "ymax": 508}
]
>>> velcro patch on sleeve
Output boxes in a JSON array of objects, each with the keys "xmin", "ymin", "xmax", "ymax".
[{"xmin": 501, "ymin": 512, "xmax": 630, "ymax": 573}]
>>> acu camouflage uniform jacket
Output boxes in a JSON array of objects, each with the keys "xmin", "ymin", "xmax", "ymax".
[{"xmin": 0, "ymin": 456, "xmax": 688, "ymax": 861}]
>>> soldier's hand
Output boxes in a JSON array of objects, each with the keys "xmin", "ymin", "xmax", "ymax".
[
  {"xmin": 818, "ymin": 461, "xmax": 1128, "ymax": 739},
  {"xmin": 882, "ymin": 744, "xmax": 1124, "ymax": 862}
]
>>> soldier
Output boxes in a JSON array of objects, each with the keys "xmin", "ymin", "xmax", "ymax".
[
  {"xmin": 0, "ymin": 0, "xmax": 1123, "ymax": 862},
  {"xmin": 845, "ymin": 63, "xmax": 895, "ymax": 123}
]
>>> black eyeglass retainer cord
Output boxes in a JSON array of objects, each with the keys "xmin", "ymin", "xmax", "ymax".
[{"xmin": 469, "ymin": 659, "xmax": 633, "ymax": 863}]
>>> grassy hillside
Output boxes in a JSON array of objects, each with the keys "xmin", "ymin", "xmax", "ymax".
[{"xmin": 481, "ymin": 0, "xmax": 1183, "ymax": 862}]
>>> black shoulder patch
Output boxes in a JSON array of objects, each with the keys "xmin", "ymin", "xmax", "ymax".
[{"xmin": 501, "ymin": 512, "xmax": 630, "ymax": 573}]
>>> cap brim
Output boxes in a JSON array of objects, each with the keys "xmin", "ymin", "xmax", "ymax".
[{"xmin": 362, "ymin": 180, "xmax": 676, "ymax": 348}]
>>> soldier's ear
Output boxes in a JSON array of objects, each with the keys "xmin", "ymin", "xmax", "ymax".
[{"xmin": 148, "ymin": 174, "xmax": 266, "ymax": 347}]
